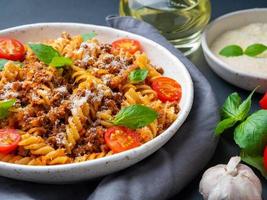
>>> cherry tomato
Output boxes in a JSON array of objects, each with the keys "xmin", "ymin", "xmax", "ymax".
[
  {"xmin": 105, "ymin": 126, "xmax": 141, "ymax": 153},
  {"xmin": 259, "ymin": 92, "xmax": 267, "ymax": 109},
  {"xmin": 264, "ymin": 146, "xmax": 267, "ymax": 171},
  {"xmin": 0, "ymin": 37, "xmax": 25, "ymax": 61},
  {"xmin": 0, "ymin": 129, "xmax": 21, "ymax": 154},
  {"xmin": 111, "ymin": 38, "xmax": 142, "ymax": 54},
  {"xmin": 151, "ymin": 77, "xmax": 182, "ymax": 102}
]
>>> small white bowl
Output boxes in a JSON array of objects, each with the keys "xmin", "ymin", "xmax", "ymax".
[
  {"xmin": 202, "ymin": 8, "xmax": 267, "ymax": 93},
  {"xmin": 0, "ymin": 23, "xmax": 193, "ymax": 183}
]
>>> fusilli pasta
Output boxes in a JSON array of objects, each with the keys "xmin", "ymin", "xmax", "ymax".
[{"xmin": 0, "ymin": 32, "xmax": 180, "ymax": 165}]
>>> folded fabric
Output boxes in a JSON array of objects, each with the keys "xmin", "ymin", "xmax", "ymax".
[{"xmin": 0, "ymin": 16, "xmax": 219, "ymax": 200}]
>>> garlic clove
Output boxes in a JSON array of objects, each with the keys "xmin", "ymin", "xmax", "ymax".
[
  {"xmin": 225, "ymin": 156, "xmax": 240, "ymax": 176},
  {"xmin": 199, "ymin": 165, "xmax": 226, "ymax": 199},
  {"xmin": 199, "ymin": 156, "xmax": 262, "ymax": 200}
]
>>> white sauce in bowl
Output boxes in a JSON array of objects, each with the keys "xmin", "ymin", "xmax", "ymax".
[{"xmin": 211, "ymin": 23, "xmax": 267, "ymax": 77}]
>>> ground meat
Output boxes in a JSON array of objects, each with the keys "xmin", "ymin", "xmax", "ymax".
[
  {"xmin": 155, "ymin": 66, "xmax": 164, "ymax": 74},
  {"xmin": 100, "ymin": 44, "xmax": 112, "ymax": 53},
  {"xmin": 72, "ymin": 126, "xmax": 106, "ymax": 156},
  {"xmin": 46, "ymin": 101, "xmax": 71, "ymax": 122},
  {"xmin": 100, "ymin": 92, "xmax": 123, "ymax": 113},
  {"xmin": 47, "ymin": 123, "xmax": 67, "ymax": 149}
]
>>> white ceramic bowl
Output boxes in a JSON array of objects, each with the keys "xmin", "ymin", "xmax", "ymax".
[
  {"xmin": 0, "ymin": 23, "xmax": 193, "ymax": 183},
  {"xmin": 202, "ymin": 8, "xmax": 267, "ymax": 93}
]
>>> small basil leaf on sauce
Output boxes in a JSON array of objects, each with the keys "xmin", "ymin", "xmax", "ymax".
[
  {"xmin": 129, "ymin": 69, "xmax": 148, "ymax": 83},
  {"xmin": 0, "ymin": 60, "xmax": 23, "ymax": 71},
  {"xmin": 112, "ymin": 104, "xmax": 158, "ymax": 129},
  {"xmin": 0, "ymin": 99, "xmax": 16, "ymax": 119},
  {"xmin": 215, "ymin": 88, "xmax": 256, "ymax": 135},
  {"xmin": 244, "ymin": 43, "xmax": 267, "ymax": 57},
  {"xmin": 50, "ymin": 56, "xmax": 72, "ymax": 68},
  {"xmin": 0, "ymin": 59, "xmax": 8, "ymax": 71},
  {"xmin": 240, "ymin": 151, "xmax": 267, "ymax": 179},
  {"xmin": 29, "ymin": 43, "xmax": 60, "ymax": 64},
  {"xmin": 14, "ymin": 61, "xmax": 24, "ymax": 67},
  {"xmin": 234, "ymin": 109, "xmax": 267, "ymax": 154},
  {"xmin": 81, "ymin": 32, "xmax": 97, "ymax": 42},
  {"xmin": 219, "ymin": 45, "xmax": 243, "ymax": 57}
]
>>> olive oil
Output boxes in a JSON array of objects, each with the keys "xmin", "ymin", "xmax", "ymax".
[{"xmin": 120, "ymin": 0, "xmax": 211, "ymax": 55}]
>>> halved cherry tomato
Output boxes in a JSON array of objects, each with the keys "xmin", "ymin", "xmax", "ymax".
[
  {"xmin": 0, "ymin": 37, "xmax": 25, "ymax": 61},
  {"xmin": 259, "ymin": 92, "xmax": 267, "ymax": 109},
  {"xmin": 151, "ymin": 77, "xmax": 182, "ymax": 102},
  {"xmin": 264, "ymin": 146, "xmax": 267, "ymax": 171},
  {"xmin": 0, "ymin": 129, "xmax": 21, "ymax": 154},
  {"xmin": 105, "ymin": 126, "xmax": 141, "ymax": 153},
  {"xmin": 111, "ymin": 38, "xmax": 142, "ymax": 54}
]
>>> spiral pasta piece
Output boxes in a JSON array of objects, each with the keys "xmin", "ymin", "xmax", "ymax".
[
  {"xmin": 96, "ymin": 110, "xmax": 113, "ymax": 128},
  {"xmin": 0, "ymin": 61, "xmax": 21, "ymax": 85},
  {"xmin": 0, "ymin": 153, "xmax": 44, "ymax": 165},
  {"xmin": 18, "ymin": 133, "xmax": 70, "ymax": 165},
  {"xmin": 74, "ymin": 151, "xmax": 113, "ymax": 163}
]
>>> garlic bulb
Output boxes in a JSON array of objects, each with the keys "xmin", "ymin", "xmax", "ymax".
[{"xmin": 199, "ymin": 156, "xmax": 262, "ymax": 200}]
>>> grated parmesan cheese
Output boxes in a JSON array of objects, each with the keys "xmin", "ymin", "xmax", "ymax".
[
  {"xmin": 101, "ymin": 74, "xmax": 112, "ymax": 85},
  {"xmin": 55, "ymin": 86, "xmax": 68, "ymax": 94},
  {"xmin": 81, "ymin": 55, "xmax": 91, "ymax": 65},
  {"xmin": 0, "ymin": 82, "xmax": 19, "ymax": 99},
  {"xmin": 31, "ymin": 93, "xmax": 39, "ymax": 101},
  {"xmin": 70, "ymin": 90, "xmax": 93, "ymax": 115}
]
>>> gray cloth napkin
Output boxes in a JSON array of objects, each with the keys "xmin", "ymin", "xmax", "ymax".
[{"xmin": 0, "ymin": 16, "xmax": 219, "ymax": 200}]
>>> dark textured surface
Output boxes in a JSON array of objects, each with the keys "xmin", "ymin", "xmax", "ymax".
[{"xmin": 0, "ymin": 0, "xmax": 267, "ymax": 199}]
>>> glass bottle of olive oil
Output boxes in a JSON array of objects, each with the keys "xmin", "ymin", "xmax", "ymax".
[{"xmin": 120, "ymin": 0, "xmax": 211, "ymax": 55}]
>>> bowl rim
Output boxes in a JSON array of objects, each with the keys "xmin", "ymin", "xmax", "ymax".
[
  {"xmin": 201, "ymin": 8, "xmax": 267, "ymax": 80},
  {"xmin": 0, "ymin": 22, "xmax": 194, "ymax": 172}
]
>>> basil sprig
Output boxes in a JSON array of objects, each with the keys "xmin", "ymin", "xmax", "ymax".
[
  {"xmin": 215, "ymin": 88, "xmax": 256, "ymax": 135},
  {"xmin": 220, "ymin": 43, "xmax": 267, "ymax": 57},
  {"xmin": 215, "ymin": 88, "xmax": 267, "ymax": 179},
  {"xmin": 128, "ymin": 69, "xmax": 148, "ymax": 83},
  {"xmin": 29, "ymin": 44, "xmax": 72, "ymax": 67},
  {"xmin": 112, "ymin": 104, "xmax": 157, "ymax": 129},
  {"xmin": 81, "ymin": 32, "xmax": 97, "ymax": 42},
  {"xmin": 0, "ymin": 99, "xmax": 16, "ymax": 119}
]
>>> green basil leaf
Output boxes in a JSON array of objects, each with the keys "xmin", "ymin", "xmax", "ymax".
[
  {"xmin": 29, "ymin": 43, "xmax": 60, "ymax": 64},
  {"xmin": 241, "ymin": 150, "xmax": 267, "ymax": 179},
  {"xmin": 81, "ymin": 32, "xmax": 97, "ymax": 42},
  {"xmin": 219, "ymin": 45, "xmax": 243, "ymax": 57},
  {"xmin": 216, "ymin": 89, "xmax": 256, "ymax": 135},
  {"xmin": 112, "ymin": 104, "xmax": 157, "ymax": 129},
  {"xmin": 14, "ymin": 61, "xmax": 23, "ymax": 67},
  {"xmin": 234, "ymin": 110, "xmax": 267, "ymax": 154},
  {"xmin": 129, "ymin": 69, "xmax": 148, "ymax": 83},
  {"xmin": 0, "ymin": 59, "xmax": 8, "ymax": 71},
  {"xmin": 215, "ymin": 118, "xmax": 237, "ymax": 135},
  {"xmin": 0, "ymin": 99, "xmax": 16, "ymax": 119},
  {"xmin": 234, "ymin": 88, "xmax": 256, "ymax": 121},
  {"xmin": 244, "ymin": 43, "xmax": 267, "ymax": 57},
  {"xmin": 220, "ymin": 92, "xmax": 241, "ymax": 119},
  {"xmin": 50, "ymin": 56, "xmax": 72, "ymax": 68}
]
